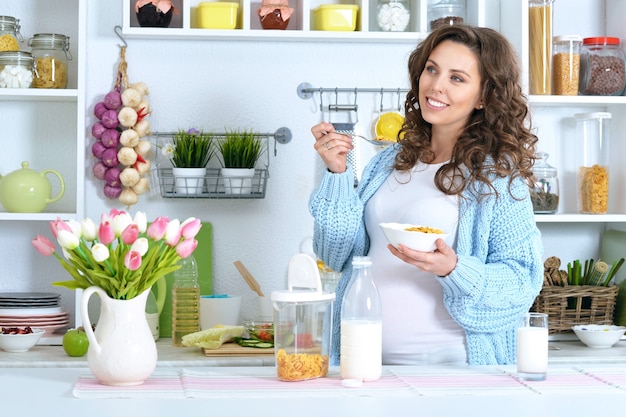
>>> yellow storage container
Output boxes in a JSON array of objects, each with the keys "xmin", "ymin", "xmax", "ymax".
[
  {"xmin": 312, "ymin": 4, "xmax": 359, "ymax": 31},
  {"xmin": 197, "ymin": 2, "xmax": 239, "ymax": 29}
]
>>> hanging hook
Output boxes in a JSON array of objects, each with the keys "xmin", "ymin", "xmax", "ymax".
[
  {"xmin": 318, "ymin": 88, "xmax": 323, "ymax": 112},
  {"xmin": 397, "ymin": 88, "xmax": 402, "ymax": 112},
  {"xmin": 114, "ymin": 25, "xmax": 127, "ymax": 48},
  {"xmin": 379, "ymin": 88, "xmax": 385, "ymax": 112}
]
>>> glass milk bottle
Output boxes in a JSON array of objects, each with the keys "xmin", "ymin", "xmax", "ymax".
[
  {"xmin": 575, "ymin": 112, "xmax": 611, "ymax": 214},
  {"xmin": 340, "ymin": 256, "xmax": 382, "ymax": 382}
]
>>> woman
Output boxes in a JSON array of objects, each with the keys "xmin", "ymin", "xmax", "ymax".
[{"xmin": 309, "ymin": 25, "xmax": 543, "ymax": 366}]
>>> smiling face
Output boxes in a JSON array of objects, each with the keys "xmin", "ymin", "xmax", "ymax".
[{"xmin": 418, "ymin": 40, "xmax": 483, "ymax": 139}]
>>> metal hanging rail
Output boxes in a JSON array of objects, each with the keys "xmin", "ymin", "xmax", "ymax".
[
  {"xmin": 297, "ymin": 82, "xmax": 410, "ymax": 112},
  {"xmin": 151, "ymin": 127, "xmax": 292, "ymax": 145}
]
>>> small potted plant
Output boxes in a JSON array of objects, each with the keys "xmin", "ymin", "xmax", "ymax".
[
  {"xmin": 162, "ymin": 128, "xmax": 214, "ymax": 195},
  {"xmin": 217, "ymin": 129, "xmax": 263, "ymax": 194}
]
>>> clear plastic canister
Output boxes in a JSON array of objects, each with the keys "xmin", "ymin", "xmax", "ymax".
[
  {"xmin": 552, "ymin": 35, "xmax": 581, "ymax": 95},
  {"xmin": 0, "ymin": 16, "xmax": 22, "ymax": 52},
  {"xmin": 428, "ymin": 0, "xmax": 465, "ymax": 31},
  {"xmin": 376, "ymin": 0, "xmax": 410, "ymax": 32},
  {"xmin": 29, "ymin": 33, "xmax": 70, "ymax": 89},
  {"xmin": 271, "ymin": 254, "xmax": 335, "ymax": 382},
  {"xmin": 530, "ymin": 152, "xmax": 559, "ymax": 214},
  {"xmin": 529, "ymin": 0, "xmax": 554, "ymax": 95},
  {"xmin": 579, "ymin": 37, "xmax": 626, "ymax": 96},
  {"xmin": 0, "ymin": 51, "xmax": 33, "ymax": 88},
  {"xmin": 575, "ymin": 112, "xmax": 611, "ymax": 214}
]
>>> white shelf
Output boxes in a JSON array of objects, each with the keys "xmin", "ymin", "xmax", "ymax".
[
  {"xmin": 121, "ymin": 0, "xmax": 439, "ymax": 42},
  {"xmin": 0, "ymin": 0, "xmax": 86, "ymax": 223},
  {"xmin": 0, "ymin": 89, "xmax": 79, "ymax": 102},
  {"xmin": 535, "ymin": 214, "xmax": 626, "ymax": 224},
  {"xmin": 0, "ymin": 212, "xmax": 80, "ymax": 222},
  {"xmin": 120, "ymin": 25, "xmax": 428, "ymax": 42}
]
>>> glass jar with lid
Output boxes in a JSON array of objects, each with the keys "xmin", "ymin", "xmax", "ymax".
[
  {"xmin": 376, "ymin": 0, "xmax": 410, "ymax": 32},
  {"xmin": 0, "ymin": 16, "xmax": 22, "ymax": 52},
  {"xmin": 579, "ymin": 37, "xmax": 626, "ymax": 96},
  {"xmin": 529, "ymin": 0, "xmax": 554, "ymax": 95},
  {"xmin": 0, "ymin": 51, "xmax": 33, "ymax": 88},
  {"xmin": 29, "ymin": 33, "xmax": 71, "ymax": 89},
  {"xmin": 552, "ymin": 35, "xmax": 581, "ymax": 96},
  {"xmin": 575, "ymin": 112, "xmax": 611, "ymax": 214},
  {"xmin": 428, "ymin": 0, "xmax": 465, "ymax": 31},
  {"xmin": 530, "ymin": 152, "xmax": 559, "ymax": 214}
]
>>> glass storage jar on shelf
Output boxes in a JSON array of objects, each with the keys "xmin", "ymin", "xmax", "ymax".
[
  {"xmin": 528, "ymin": 0, "xmax": 554, "ymax": 95},
  {"xmin": 579, "ymin": 37, "xmax": 626, "ymax": 96},
  {"xmin": 0, "ymin": 16, "xmax": 21, "ymax": 52},
  {"xmin": 376, "ymin": 0, "xmax": 410, "ymax": 32},
  {"xmin": 29, "ymin": 33, "xmax": 70, "ymax": 89},
  {"xmin": 428, "ymin": 0, "xmax": 465, "ymax": 31},
  {"xmin": 552, "ymin": 35, "xmax": 581, "ymax": 96},
  {"xmin": 530, "ymin": 152, "xmax": 559, "ymax": 214},
  {"xmin": 575, "ymin": 112, "xmax": 611, "ymax": 215},
  {"xmin": 0, "ymin": 51, "xmax": 33, "ymax": 88}
]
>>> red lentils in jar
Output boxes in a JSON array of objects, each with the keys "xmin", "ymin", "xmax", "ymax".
[{"xmin": 579, "ymin": 37, "xmax": 626, "ymax": 96}]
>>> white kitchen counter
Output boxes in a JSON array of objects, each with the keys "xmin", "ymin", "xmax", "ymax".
[
  {"xmin": 2, "ymin": 339, "xmax": 626, "ymax": 417},
  {"xmin": 3, "ymin": 338, "xmax": 625, "ymax": 368}
]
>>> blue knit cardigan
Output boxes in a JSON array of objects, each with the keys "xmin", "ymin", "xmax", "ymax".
[{"xmin": 309, "ymin": 145, "xmax": 544, "ymax": 365}]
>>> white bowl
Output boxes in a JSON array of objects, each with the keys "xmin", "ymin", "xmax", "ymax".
[
  {"xmin": 379, "ymin": 222, "xmax": 450, "ymax": 252},
  {"xmin": 572, "ymin": 324, "xmax": 626, "ymax": 348},
  {"xmin": 0, "ymin": 328, "xmax": 44, "ymax": 352}
]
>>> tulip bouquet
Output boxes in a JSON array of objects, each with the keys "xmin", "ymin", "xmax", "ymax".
[{"xmin": 32, "ymin": 209, "xmax": 201, "ymax": 300}]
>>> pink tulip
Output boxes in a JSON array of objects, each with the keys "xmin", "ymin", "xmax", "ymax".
[
  {"xmin": 181, "ymin": 217, "xmax": 202, "ymax": 240},
  {"xmin": 49, "ymin": 217, "xmax": 72, "ymax": 239},
  {"xmin": 124, "ymin": 250, "xmax": 142, "ymax": 271},
  {"xmin": 176, "ymin": 238, "xmax": 198, "ymax": 258},
  {"xmin": 121, "ymin": 224, "xmax": 139, "ymax": 245},
  {"xmin": 32, "ymin": 234, "xmax": 56, "ymax": 256},
  {"xmin": 99, "ymin": 221, "xmax": 115, "ymax": 245},
  {"xmin": 147, "ymin": 216, "xmax": 169, "ymax": 241}
]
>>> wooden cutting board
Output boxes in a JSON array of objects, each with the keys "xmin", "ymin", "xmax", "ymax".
[{"xmin": 202, "ymin": 343, "xmax": 274, "ymax": 357}]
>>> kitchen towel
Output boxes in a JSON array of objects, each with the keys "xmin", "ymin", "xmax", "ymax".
[{"xmin": 73, "ymin": 365, "xmax": 626, "ymax": 399}]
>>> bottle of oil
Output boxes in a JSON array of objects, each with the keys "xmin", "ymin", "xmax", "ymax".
[{"xmin": 171, "ymin": 254, "xmax": 200, "ymax": 346}]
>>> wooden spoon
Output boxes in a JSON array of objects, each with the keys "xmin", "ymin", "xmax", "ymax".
[{"xmin": 234, "ymin": 260, "xmax": 264, "ymax": 297}]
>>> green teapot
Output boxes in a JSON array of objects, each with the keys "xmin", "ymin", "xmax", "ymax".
[{"xmin": 0, "ymin": 161, "xmax": 65, "ymax": 213}]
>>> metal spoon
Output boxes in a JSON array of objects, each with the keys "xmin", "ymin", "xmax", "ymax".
[{"xmin": 333, "ymin": 131, "xmax": 396, "ymax": 147}]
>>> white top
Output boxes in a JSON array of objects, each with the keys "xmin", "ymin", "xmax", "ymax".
[{"xmin": 364, "ymin": 161, "xmax": 466, "ymax": 365}]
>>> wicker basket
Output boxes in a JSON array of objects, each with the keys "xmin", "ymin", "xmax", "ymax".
[{"xmin": 531, "ymin": 285, "xmax": 619, "ymax": 334}]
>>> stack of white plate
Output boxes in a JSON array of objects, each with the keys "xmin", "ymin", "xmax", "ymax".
[{"xmin": 0, "ymin": 292, "xmax": 70, "ymax": 336}]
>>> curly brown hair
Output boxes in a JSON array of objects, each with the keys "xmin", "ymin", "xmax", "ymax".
[{"xmin": 395, "ymin": 24, "xmax": 537, "ymax": 198}]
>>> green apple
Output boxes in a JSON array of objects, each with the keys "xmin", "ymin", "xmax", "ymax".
[{"xmin": 62, "ymin": 327, "xmax": 89, "ymax": 357}]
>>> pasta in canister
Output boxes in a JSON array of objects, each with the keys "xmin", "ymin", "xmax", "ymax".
[
  {"xmin": 33, "ymin": 56, "xmax": 67, "ymax": 89},
  {"xmin": 577, "ymin": 165, "xmax": 609, "ymax": 214},
  {"xmin": 276, "ymin": 349, "xmax": 329, "ymax": 381},
  {"xmin": 529, "ymin": 0, "xmax": 553, "ymax": 95}
]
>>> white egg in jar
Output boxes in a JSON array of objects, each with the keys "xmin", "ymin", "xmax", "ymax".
[{"xmin": 376, "ymin": 0, "xmax": 410, "ymax": 32}]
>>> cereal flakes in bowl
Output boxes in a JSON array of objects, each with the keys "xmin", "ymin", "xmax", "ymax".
[{"xmin": 379, "ymin": 222, "xmax": 450, "ymax": 252}]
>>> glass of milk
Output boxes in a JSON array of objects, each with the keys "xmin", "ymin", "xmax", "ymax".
[{"xmin": 516, "ymin": 312, "xmax": 549, "ymax": 381}]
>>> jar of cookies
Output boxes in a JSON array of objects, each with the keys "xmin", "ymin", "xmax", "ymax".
[
  {"xmin": 29, "ymin": 33, "xmax": 70, "ymax": 89},
  {"xmin": 0, "ymin": 16, "xmax": 22, "ymax": 52}
]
